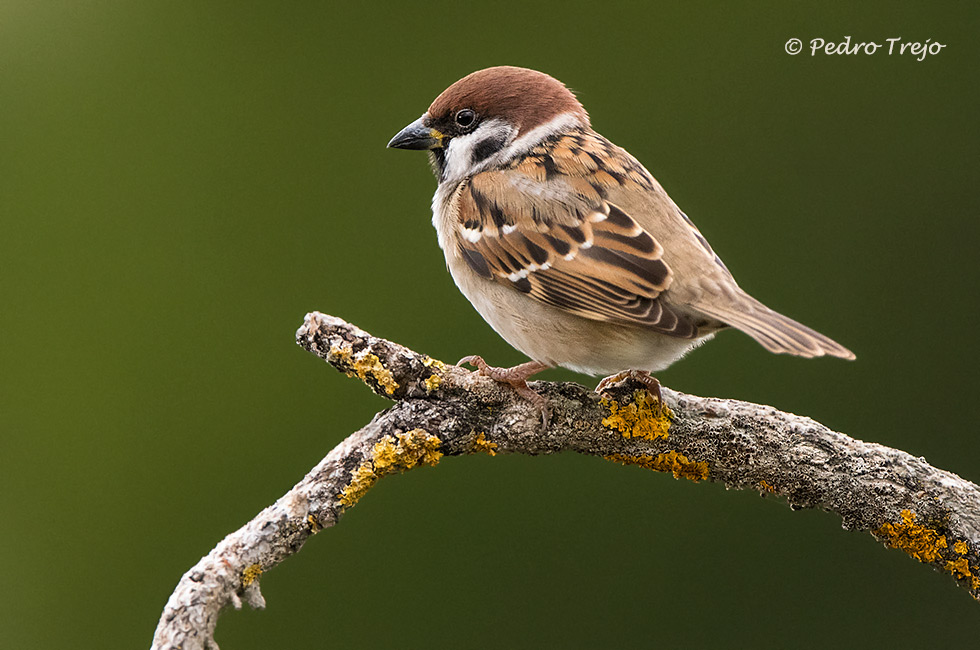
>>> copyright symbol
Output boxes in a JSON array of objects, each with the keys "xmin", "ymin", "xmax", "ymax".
[{"xmin": 785, "ymin": 38, "xmax": 803, "ymax": 55}]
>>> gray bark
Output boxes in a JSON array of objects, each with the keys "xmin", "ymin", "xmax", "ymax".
[{"xmin": 151, "ymin": 312, "xmax": 980, "ymax": 649}]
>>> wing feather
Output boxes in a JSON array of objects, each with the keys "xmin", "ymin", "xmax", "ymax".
[
  {"xmin": 454, "ymin": 156, "xmax": 697, "ymax": 338},
  {"xmin": 447, "ymin": 128, "xmax": 853, "ymax": 358}
]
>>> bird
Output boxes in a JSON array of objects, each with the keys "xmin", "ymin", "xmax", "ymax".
[{"xmin": 387, "ymin": 65, "xmax": 854, "ymax": 416}]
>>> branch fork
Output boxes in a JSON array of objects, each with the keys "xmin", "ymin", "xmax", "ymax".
[{"xmin": 151, "ymin": 311, "xmax": 980, "ymax": 649}]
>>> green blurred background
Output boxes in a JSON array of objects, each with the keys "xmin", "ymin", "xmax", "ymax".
[{"xmin": 2, "ymin": 1, "xmax": 978, "ymax": 647}]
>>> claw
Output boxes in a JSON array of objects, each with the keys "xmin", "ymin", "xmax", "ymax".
[
  {"xmin": 457, "ymin": 355, "xmax": 489, "ymax": 371},
  {"xmin": 596, "ymin": 369, "xmax": 663, "ymax": 402},
  {"xmin": 457, "ymin": 356, "xmax": 551, "ymax": 427}
]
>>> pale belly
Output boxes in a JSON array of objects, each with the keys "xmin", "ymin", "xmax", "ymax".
[{"xmin": 446, "ymin": 251, "xmax": 711, "ymax": 376}]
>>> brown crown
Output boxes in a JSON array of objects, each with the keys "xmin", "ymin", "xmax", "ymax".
[{"xmin": 427, "ymin": 66, "xmax": 589, "ymax": 135}]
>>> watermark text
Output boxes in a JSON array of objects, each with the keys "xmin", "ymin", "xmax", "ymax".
[{"xmin": 784, "ymin": 36, "xmax": 945, "ymax": 61}]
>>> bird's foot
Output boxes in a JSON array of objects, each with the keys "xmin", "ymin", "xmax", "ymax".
[
  {"xmin": 457, "ymin": 356, "xmax": 551, "ymax": 427},
  {"xmin": 596, "ymin": 369, "xmax": 663, "ymax": 402}
]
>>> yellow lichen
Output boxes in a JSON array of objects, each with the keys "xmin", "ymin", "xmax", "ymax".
[
  {"xmin": 877, "ymin": 509, "xmax": 948, "ymax": 563},
  {"xmin": 242, "ymin": 563, "xmax": 262, "ymax": 587},
  {"xmin": 338, "ymin": 430, "xmax": 443, "ymax": 508},
  {"xmin": 758, "ymin": 480, "xmax": 776, "ymax": 493},
  {"xmin": 605, "ymin": 450, "xmax": 709, "ymax": 482},
  {"xmin": 946, "ymin": 557, "xmax": 973, "ymax": 580},
  {"xmin": 370, "ymin": 436, "xmax": 400, "ymax": 470},
  {"xmin": 395, "ymin": 430, "xmax": 444, "ymax": 467},
  {"xmin": 422, "ymin": 355, "xmax": 447, "ymax": 370},
  {"xmin": 943, "ymin": 540, "xmax": 979, "ymax": 592},
  {"xmin": 339, "ymin": 464, "xmax": 380, "ymax": 508},
  {"xmin": 328, "ymin": 343, "xmax": 354, "ymax": 367},
  {"xmin": 353, "ymin": 351, "xmax": 399, "ymax": 395},
  {"xmin": 471, "ymin": 432, "xmax": 498, "ymax": 456},
  {"xmin": 307, "ymin": 514, "xmax": 321, "ymax": 533},
  {"xmin": 424, "ymin": 373, "xmax": 442, "ymax": 393},
  {"xmin": 328, "ymin": 344, "xmax": 400, "ymax": 395},
  {"xmin": 601, "ymin": 390, "xmax": 673, "ymax": 441}
]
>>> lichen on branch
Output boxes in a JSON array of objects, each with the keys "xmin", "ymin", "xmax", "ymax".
[
  {"xmin": 152, "ymin": 312, "xmax": 980, "ymax": 650},
  {"xmin": 338, "ymin": 430, "xmax": 443, "ymax": 508}
]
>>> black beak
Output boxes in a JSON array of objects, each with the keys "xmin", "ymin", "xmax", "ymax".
[{"xmin": 387, "ymin": 116, "xmax": 444, "ymax": 150}]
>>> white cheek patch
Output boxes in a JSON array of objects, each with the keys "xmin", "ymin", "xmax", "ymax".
[
  {"xmin": 441, "ymin": 112, "xmax": 588, "ymax": 185},
  {"xmin": 443, "ymin": 132, "xmax": 480, "ymax": 182}
]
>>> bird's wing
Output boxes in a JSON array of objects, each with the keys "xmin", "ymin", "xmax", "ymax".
[{"xmin": 452, "ymin": 136, "xmax": 698, "ymax": 338}]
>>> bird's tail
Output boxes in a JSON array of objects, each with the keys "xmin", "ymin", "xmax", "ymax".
[{"xmin": 694, "ymin": 293, "xmax": 855, "ymax": 360}]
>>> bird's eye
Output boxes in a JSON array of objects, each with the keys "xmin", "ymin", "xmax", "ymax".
[{"xmin": 454, "ymin": 109, "xmax": 476, "ymax": 129}]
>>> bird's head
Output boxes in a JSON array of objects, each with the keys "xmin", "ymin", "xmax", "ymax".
[{"xmin": 388, "ymin": 66, "xmax": 590, "ymax": 183}]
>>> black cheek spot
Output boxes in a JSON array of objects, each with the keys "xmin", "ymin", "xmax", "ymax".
[{"xmin": 471, "ymin": 134, "xmax": 507, "ymax": 164}]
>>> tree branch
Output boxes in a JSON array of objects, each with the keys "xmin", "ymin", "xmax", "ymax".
[{"xmin": 152, "ymin": 311, "xmax": 980, "ymax": 649}]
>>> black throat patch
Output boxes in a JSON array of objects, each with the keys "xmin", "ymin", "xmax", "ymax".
[{"xmin": 428, "ymin": 149, "xmax": 447, "ymax": 179}]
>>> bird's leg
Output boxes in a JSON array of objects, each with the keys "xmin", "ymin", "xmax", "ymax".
[
  {"xmin": 596, "ymin": 369, "xmax": 663, "ymax": 402},
  {"xmin": 457, "ymin": 356, "xmax": 551, "ymax": 426}
]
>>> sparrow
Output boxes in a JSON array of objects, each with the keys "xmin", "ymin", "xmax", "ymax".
[{"xmin": 388, "ymin": 66, "xmax": 854, "ymax": 414}]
